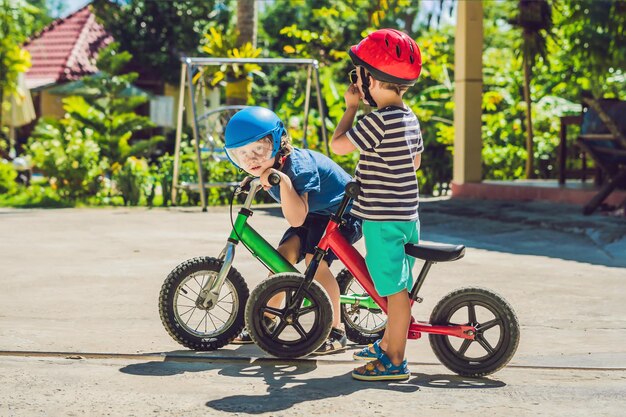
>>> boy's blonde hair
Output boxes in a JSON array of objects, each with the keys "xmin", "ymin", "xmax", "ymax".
[
  {"xmin": 261, "ymin": 133, "xmax": 293, "ymax": 157},
  {"xmin": 378, "ymin": 80, "xmax": 410, "ymax": 96}
]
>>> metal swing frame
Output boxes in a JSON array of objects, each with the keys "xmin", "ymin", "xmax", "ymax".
[{"xmin": 171, "ymin": 57, "xmax": 329, "ymax": 211}]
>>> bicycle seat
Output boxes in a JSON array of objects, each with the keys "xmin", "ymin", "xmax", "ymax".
[{"xmin": 404, "ymin": 243, "xmax": 465, "ymax": 262}]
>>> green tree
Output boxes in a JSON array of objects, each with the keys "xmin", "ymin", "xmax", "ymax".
[
  {"xmin": 61, "ymin": 42, "xmax": 163, "ymax": 174},
  {"xmin": 236, "ymin": 0, "xmax": 256, "ymax": 47},
  {"xmin": 226, "ymin": 0, "xmax": 258, "ymax": 105},
  {"xmin": 92, "ymin": 0, "xmax": 230, "ymax": 85},
  {"xmin": 552, "ymin": 0, "xmax": 626, "ymax": 98}
]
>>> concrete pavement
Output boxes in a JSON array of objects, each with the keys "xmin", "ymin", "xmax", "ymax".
[{"xmin": 1, "ymin": 198, "xmax": 625, "ymax": 416}]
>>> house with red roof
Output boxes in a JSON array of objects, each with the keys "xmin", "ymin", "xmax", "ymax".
[
  {"xmin": 24, "ymin": 5, "xmax": 114, "ymax": 120},
  {"xmin": 19, "ymin": 4, "xmax": 178, "ymax": 148}
]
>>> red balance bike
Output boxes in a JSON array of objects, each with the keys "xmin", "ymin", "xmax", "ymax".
[{"xmin": 245, "ymin": 182, "xmax": 520, "ymax": 377}]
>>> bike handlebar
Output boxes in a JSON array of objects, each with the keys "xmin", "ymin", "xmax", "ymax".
[
  {"xmin": 332, "ymin": 181, "xmax": 360, "ymax": 221},
  {"xmin": 345, "ymin": 182, "xmax": 360, "ymax": 199},
  {"xmin": 268, "ymin": 172, "xmax": 281, "ymax": 186},
  {"xmin": 238, "ymin": 173, "xmax": 281, "ymax": 195}
]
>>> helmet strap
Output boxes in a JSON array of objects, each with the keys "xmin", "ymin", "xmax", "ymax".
[
  {"xmin": 272, "ymin": 148, "xmax": 288, "ymax": 170},
  {"xmin": 359, "ymin": 67, "xmax": 378, "ymax": 108}
]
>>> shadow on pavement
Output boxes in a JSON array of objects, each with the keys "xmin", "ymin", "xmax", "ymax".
[
  {"xmin": 421, "ymin": 199, "xmax": 626, "ymax": 268},
  {"xmin": 119, "ymin": 359, "xmax": 505, "ymax": 414}
]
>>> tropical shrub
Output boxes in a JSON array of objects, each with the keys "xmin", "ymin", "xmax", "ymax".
[
  {"xmin": 61, "ymin": 43, "xmax": 164, "ymax": 175},
  {"xmin": 113, "ymin": 157, "xmax": 150, "ymax": 206},
  {"xmin": 0, "ymin": 159, "xmax": 18, "ymax": 195},
  {"xmin": 0, "ymin": 183, "xmax": 68, "ymax": 208},
  {"xmin": 27, "ymin": 117, "xmax": 104, "ymax": 200}
]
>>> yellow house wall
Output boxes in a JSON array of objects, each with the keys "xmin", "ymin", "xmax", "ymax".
[{"xmin": 39, "ymin": 90, "xmax": 66, "ymax": 119}]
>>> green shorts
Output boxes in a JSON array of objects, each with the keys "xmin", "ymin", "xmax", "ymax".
[{"xmin": 362, "ymin": 220, "xmax": 420, "ymax": 297}]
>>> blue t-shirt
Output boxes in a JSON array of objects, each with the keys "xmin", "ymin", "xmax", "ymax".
[{"xmin": 267, "ymin": 148, "xmax": 352, "ymax": 216}]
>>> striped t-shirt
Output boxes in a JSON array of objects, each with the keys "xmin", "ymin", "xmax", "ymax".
[{"xmin": 345, "ymin": 105, "xmax": 423, "ymax": 221}]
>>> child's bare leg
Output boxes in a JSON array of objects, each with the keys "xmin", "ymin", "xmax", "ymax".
[
  {"xmin": 265, "ymin": 236, "xmax": 300, "ymax": 315},
  {"xmin": 382, "ymin": 290, "xmax": 411, "ymax": 365},
  {"xmin": 304, "ymin": 253, "xmax": 341, "ymax": 329}
]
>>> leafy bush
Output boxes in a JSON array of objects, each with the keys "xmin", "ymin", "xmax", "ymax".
[
  {"xmin": 60, "ymin": 43, "xmax": 164, "ymax": 175},
  {"xmin": 27, "ymin": 117, "xmax": 105, "ymax": 200},
  {"xmin": 0, "ymin": 183, "xmax": 69, "ymax": 208},
  {"xmin": 113, "ymin": 157, "xmax": 150, "ymax": 206},
  {"xmin": 0, "ymin": 160, "xmax": 18, "ymax": 195}
]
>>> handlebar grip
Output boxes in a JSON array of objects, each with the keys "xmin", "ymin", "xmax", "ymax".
[
  {"xmin": 345, "ymin": 182, "xmax": 360, "ymax": 199},
  {"xmin": 268, "ymin": 172, "xmax": 281, "ymax": 186}
]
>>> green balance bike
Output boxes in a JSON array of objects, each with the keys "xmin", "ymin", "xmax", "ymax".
[{"xmin": 159, "ymin": 175, "xmax": 385, "ymax": 351}]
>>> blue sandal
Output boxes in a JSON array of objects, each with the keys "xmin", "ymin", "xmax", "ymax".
[
  {"xmin": 353, "ymin": 339, "xmax": 383, "ymax": 361},
  {"xmin": 351, "ymin": 352, "xmax": 410, "ymax": 381}
]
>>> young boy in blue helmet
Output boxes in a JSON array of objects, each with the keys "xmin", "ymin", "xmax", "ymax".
[
  {"xmin": 224, "ymin": 106, "xmax": 362, "ymax": 354},
  {"xmin": 331, "ymin": 28, "xmax": 424, "ymax": 380}
]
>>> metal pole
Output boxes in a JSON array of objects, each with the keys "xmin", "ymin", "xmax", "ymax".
[
  {"xmin": 558, "ymin": 117, "xmax": 567, "ymax": 185},
  {"xmin": 312, "ymin": 62, "xmax": 329, "ymax": 155},
  {"xmin": 171, "ymin": 62, "xmax": 187, "ymax": 204},
  {"xmin": 182, "ymin": 57, "xmax": 317, "ymax": 65},
  {"xmin": 302, "ymin": 65, "xmax": 312, "ymax": 149},
  {"xmin": 186, "ymin": 60, "xmax": 208, "ymax": 211}
]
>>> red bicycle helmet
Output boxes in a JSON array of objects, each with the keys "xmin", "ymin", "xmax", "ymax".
[{"xmin": 349, "ymin": 28, "xmax": 422, "ymax": 86}]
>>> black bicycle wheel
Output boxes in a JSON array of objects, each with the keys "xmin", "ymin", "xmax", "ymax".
[
  {"xmin": 337, "ymin": 269, "xmax": 386, "ymax": 345},
  {"xmin": 159, "ymin": 257, "xmax": 248, "ymax": 351},
  {"xmin": 245, "ymin": 273, "xmax": 333, "ymax": 358},
  {"xmin": 428, "ymin": 287, "xmax": 520, "ymax": 377}
]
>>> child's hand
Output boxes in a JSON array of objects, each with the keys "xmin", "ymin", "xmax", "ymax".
[
  {"xmin": 344, "ymin": 84, "xmax": 361, "ymax": 109},
  {"xmin": 260, "ymin": 168, "xmax": 285, "ymax": 190},
  {"xmin": 239, "ymin": 176, "xmax": 254, "ymax": 189}
]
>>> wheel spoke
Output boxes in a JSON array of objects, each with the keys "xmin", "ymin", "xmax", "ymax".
[
  {"xmin": 215, "ymin": 303, "xmax": 233, "ymax": 315},
  {"xmin": 262, "ymin": 306, "xmax": 284, "ymax": 318},
  {"xmin": 207, "ymin": 311, "xmax": 218, "ymax": 330},
  {"xmin": 204, "ymin": 311, "xmax": 217, "ymax": 333},
  {"xmin": 184, "ymin": 307, "xmax": 197, "ymax": 326},
  {"xmin": 186, "ymin": 280, "xmax": 201, "ymax": 297},
  {"xmin": 477, "ymin": 318, "xmax": 501, "ymax": 332},
  {"xmin": 199, "ymin": 274, "xmax": 208, "ymax": 290},
  {"xmin": 179, "ymin": 305, "xmax": 196, "ymax": 317},
  {"xmin": 476, "ymin": 335, "xmax": 495, "ymax": 355},
  {"xmin": 284, "ymin": 289, "xmax": 293, "ymax": 309},
  {"xmin": 355, "ymin": 312, "xmax": 368, "ymax": 328},
  {"xmin": 467, "ymin": 302, "xmax": 477, "ymax": 324},
  {"xmin": 296, "ymin": 305, "xmax": 318, "ymax": 318},
  {"xmin": 194, "ymin": 312, "xmax": 208, "ymax": 331},
  {"xmin": 270, "ymin": 320, "xmax": 288, "ymax": 341},
  {"xmin": 177, "ymin": 292, "xmax": 197, "ymax": 304},
  {"xmin": 217, "ymin": 293, "xmax": 233, "ymax": 304},
  {"xmin": 457, "ymin": 338, "xmax": 472, "ymax": 356},
  {"xmin": 292, "ymin": 320, "xmax": 309, "ymax": 340},
  {"xmin": 208, "ymin": 311, "xmax": 226, "ymax": 325}
]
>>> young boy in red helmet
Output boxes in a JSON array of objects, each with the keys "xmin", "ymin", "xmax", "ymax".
[{"xmin": 331, "ymin": 28, "xmax": 424, "ymax": 381}]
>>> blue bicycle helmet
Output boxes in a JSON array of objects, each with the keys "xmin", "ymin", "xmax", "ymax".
[{"xmin": 224, "ymin": 106, "xmax": 286, "ymax": 169}]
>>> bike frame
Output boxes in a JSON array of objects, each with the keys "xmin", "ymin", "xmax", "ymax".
[
  {"xmin": 197, "ymin": 179, "xmax": 374, "ymax": 310},
  {"xmin": 197, "ymin": 180, "xmax": 296, "ymax": 308},
  {"xmin": 309, "ymin": 218, "xmax": 477, "ymax": 341}
]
